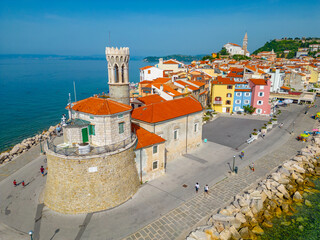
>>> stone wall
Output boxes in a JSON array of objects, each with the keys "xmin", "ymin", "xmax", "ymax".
[
  {"xmin": 187, "ymin": 141, "xmax": 320, "ymax": 240},
  {"xmin": 70, "ymin": 111, "xmax": 131, "ymax": 146},
  {"xmin": 134, "ymin": 142, "xmax": 165, "ymax": 183},
  {"xmin": 135, "ymin": 112, "xmax": 202, "ymax": 162},
  {"xmin": 44, "ymin": 139, "xmax": 140, "ymax": 214}
]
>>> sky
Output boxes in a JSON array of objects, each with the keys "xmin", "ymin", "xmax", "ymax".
[{"xmin": 0, "ymin": 0, "xmax": 320, "ymax": 57}]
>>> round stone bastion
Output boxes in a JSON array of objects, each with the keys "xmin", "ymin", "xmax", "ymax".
[{"xmin": 43, "ymin": 140, "xmax": 140, "ymax": 214}]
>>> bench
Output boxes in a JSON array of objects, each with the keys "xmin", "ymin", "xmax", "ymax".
[{"xmin": 247, "ymin": 137, "xmax": 255, "ymax": 144}]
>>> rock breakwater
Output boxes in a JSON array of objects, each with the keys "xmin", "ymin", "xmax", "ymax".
[
  {"xmin": 0, "ymin": 124, "xmax": 59, "ymax": 164},
  {"xmin": 187, "ymin": 139, "xmax": 320, "ymax": 240}
]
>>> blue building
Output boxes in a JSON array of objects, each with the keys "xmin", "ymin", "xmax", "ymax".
[{"xmin": 233, "ymin": 82, "xmax": 252, "ymax": 112}]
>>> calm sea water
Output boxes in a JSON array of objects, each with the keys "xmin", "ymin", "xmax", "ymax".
[
  {"xmin": 0, "ymin": 58, "xmax": 149, "ymax": 152},
  {"xmin": 260, "ymin": 177, "xmax": 320, "ymax": 240}
]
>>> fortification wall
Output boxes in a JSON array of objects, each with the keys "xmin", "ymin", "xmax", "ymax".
[{"xmin": 44, "ymin": 141, "xmax": 140, "ymax": 214}]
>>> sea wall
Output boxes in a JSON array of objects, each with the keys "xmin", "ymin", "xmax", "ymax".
[
  {"xmin": 0, "ymin": 124, "xmax": 59, "ymax": 164},
  {"xmin": 187, "ymin": 139, "xmax": 320, "ymax": 240}
]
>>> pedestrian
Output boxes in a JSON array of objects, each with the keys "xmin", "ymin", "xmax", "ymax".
[
  {"xmin": 241, "ymin": 151, "xmax": 244, "ymax": 159},
  {"xmin": 40, "ymin": 166, "xmax": 45, "ymax": 176},
  {"xmin": 22, "ymin": 181, "xmax": 25, "ymax": 187},
  {"xmin": 262, "ymin": 133, "xmax": 266, "ymax": 139},
  {"xmin": 250, "ymin": 163, "xmax": 255, "ymax": 172},
  {"xmin": 195, "ymin": 182, "xmax": 200, "ymax": 193},
  {"xmin": 13, "ymin": 179, "xmax": 17, "ymax": 187},
  {"xmin": 204, "ymin": 184, "xmax": 209, "ymax": 194},
  {"xmin": 312, "ymin": 137, "xmax": 315, "ymax": 144}
]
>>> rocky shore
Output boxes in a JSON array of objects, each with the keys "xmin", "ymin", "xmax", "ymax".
[
  {"xmin": 0, "ymin": 124, "xmax": 59, "ymax": 165},
  {"xmin": 187, "ymin": 138, "xmax": 320, "ymax": 239}
]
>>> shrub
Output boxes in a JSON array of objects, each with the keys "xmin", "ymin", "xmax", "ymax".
[
  {"xmin": 262, "ymin": 126, "xmax": 267, "ymax": 129},
  {"xmin": 252, "ymin": 132, "xmax": 258, "ymax": 135}
]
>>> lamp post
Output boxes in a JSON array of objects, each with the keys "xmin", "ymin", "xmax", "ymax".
[
  {"xmin": 232, "ymin": 155, "xmax": 236, "ymax": 172},
  {"xmin": 292, "ymin": 121, "xmax": 295, "ymax": 134},
  {"xmin": 28, "ymin": 230, "xmax": 33, "ymax": 240}
]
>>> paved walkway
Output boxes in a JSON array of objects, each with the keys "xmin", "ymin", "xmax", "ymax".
[{"xmin": 123, "ymin": 106, "xmax": 316, "ymax": 240}]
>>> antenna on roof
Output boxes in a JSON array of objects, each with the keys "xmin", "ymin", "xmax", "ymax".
[
  {"xmin": 68, "ymin": 93, "xmax": 73, "ymax": 120},
  {"xmin": 73, "ymin": 81, "xmax": 77, "ymax": 102}
]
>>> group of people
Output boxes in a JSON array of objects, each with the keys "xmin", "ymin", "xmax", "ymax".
[
  {"xmin": 195, "ymin": 183, "xmax": 209, "ymax": 194},
  {"xmin": 12, "ymin": 165, "xmax": 46, "ymax": 187}
]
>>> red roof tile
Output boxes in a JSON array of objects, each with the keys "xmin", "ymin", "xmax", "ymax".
[
  {"xmin": 140, "ymin": 66, "xmax": 153, "ymax": 70},
  {"xmin": 132, "ymin": 96, "xmax": 203, "ymax": 123},
  {"xmin": 212, "ymin": 76, "xmax": 236, "ymax": 85},
  {"xmin": 137, "ymin": 95, "xmax": 166, "ymax": 105},
  {"xmin": 280, "ymin": 86, "xmax": 291, "ymax": 90},
  {"xmin": 70, "ymin": 97, "xmax": 131, "ymax": 115},
  {"xmin": 249, "ymin": 78, "xmax": 267, "ymax": 85},
  {"xmin": 132, "ymin": 123, "xmax": 165, "ymax": 150},
  {"xmin": 163, "ymin": 60, "xmax": 180, "ymax": 64}
]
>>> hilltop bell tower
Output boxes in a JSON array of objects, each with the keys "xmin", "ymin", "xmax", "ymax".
[
  {"xmin": 105, "ymin": 47, "xmax": 130, "ymax": 105},
  {"xmin": 243, "ymin": 32, "xmax": 248, "ymax": 55}
]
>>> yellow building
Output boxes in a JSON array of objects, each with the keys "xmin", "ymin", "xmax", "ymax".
[
  {"xmin": 307, "ymin": 65, "xmax": 319, "ymax": 84},
  {"xmin": 211, "ymin": 76, "xmax": 235, "ymax": 113}
]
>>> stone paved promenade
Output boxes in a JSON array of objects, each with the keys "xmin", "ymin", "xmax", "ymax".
[{"xmin": 124, "ymin": 108, "xmax": 313, "ymax": 240}]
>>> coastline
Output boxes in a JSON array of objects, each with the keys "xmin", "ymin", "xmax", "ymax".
[{"xmin": 187, "ymin": 140, "xmax": 320, "ymax": 239}]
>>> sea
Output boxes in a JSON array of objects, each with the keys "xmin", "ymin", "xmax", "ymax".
[{"xmin": 0, "ymin": 57, "xmax": 150, "ymax": 152}]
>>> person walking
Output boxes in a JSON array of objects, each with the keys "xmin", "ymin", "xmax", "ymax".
[
  {"xmin": 13, "ymin": 179, "xmax": 17, "ymax": 187},
  {"xmin": 40, "ymin": 166, "xmax": 45, "ymax": 176},
  {"xmin": 195, "ymin": 183, "xmax": 200, "ymax": 193},
  {"xmin": 22, "ymin": 181, "xmax": 25, "ymax": 187},
  {"xmin": 250, "ymin": 163, "xmax": 255, "ymax": 172},
  {"xmin": 204, "ymin": 184, "xmax": 209, "ymax": 194},
  {"xmin": 240, "ymin": 151, "xmax": 244, "ymax": 160}
]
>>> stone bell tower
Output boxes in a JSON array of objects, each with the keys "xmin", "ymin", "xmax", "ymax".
[
  {"xmin": 243, "ymin": 32, "xmax": 248, "ymax": 56},
  {"xmin": 105, "ymin": 47, "xmax": 130, "ymax": 105}
]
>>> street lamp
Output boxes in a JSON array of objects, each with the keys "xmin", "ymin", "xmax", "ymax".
[
  {"xmin": 28, "ymin": 230, "xmax": 33, "ymax": 240},
  {"xmin": 232, "ymin": 156, "xmax": 236, "ymax": 172}
]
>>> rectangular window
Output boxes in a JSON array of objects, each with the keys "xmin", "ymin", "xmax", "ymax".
[
  {"xmin": 226, "ymin": 100, "xmax": 231, "ymax": 105},
  {"xmin": 257, "ymin": 100, "xmax": 263, "ymax": 105},
  {"xmin": 194, "ymin": 123, "xmax": 198, "ymax": 132},
  {"xmin": 174, "ymin": 129, "xmax": 179, "ymax": 140},
  {"xmin": 244, "ymin": 100, "xmax": 250, "ymax": 104},
  {"xmin": 245, "ymin": 92, "xmax": 250, "ymax": 97},
  {"xmin": 227, "ymin": 85, "xmax": 233, "ymax": 89},
  {"xmin": 119, "ymin": 122, "xmax": 125, "ymax": 134},
  {"xmin": 236, "ymin": 92, "xmax": 241, "ymax": 97},
  {"xmin": 118, "ymin": 114, "xmax": 124, "ymax": 119},
  {"xmin": 152, "ymin": 161, "xmax": 158, "ymax": 170},
  {"xmin": 260, "ymin": 86, "xmax": 264, "ymax": 90},
  {"xmin": 89, "ymin": 125, "xmax": 95, "ymax": 135},
  {"xmin": 257, "ymin": 109, "xmax": 262, "ymax": 114},
  {"xmin": 258, "ymin": 92, "xmax": 264, "ymax": 97},
  {"xmin": 90, "ymin": 116, "xmax": 94, "ymax": 119},
  {"xmin": 235, "ymin": 100, "xmax": 241, "ymax": 104},
  {"xmin": 153, "ymin": 145, "xmax": 158, "ymax": 154},
  {"xmin": 148, "ymin": 70, "xmax": 151, "ymax": 74}
]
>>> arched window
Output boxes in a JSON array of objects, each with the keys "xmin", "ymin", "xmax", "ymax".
[
  {"xmin": 227, "ymin": 93, "xmax": 232, "ymax": 97},
  {"xmin": 121, "ymin": 65, "xmax": 125, "ymax": 83},
  {"xmin": 114, "ymin": 64, "xmax": 119, "ymax": 83}
]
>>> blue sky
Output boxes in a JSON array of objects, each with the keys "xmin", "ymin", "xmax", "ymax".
[{"xmin": 0, "ymin": 0, "xmax": 319, "ymax": 56}]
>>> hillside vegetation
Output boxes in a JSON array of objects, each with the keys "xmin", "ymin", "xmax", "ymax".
[{"xmin": 253, "ymin": 38, "xmax": 320, "ymax": 58}]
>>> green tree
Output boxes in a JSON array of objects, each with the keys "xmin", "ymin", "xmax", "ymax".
[
  {"xmin": 287, "ymin": 51, "xmax": 296, "ymax": 59},
  {"xmin": 232, "ymin": 54, "xmax": 251, "ymax": 61},
  {"xmin": 243, "ymin": 105, "xmax": 256, "ymax": 114},
  {"xmin": 202, "ymin": 55, "xmax": 213, "ymax": 61},
  {"xmin": 219, "ymin": 47, "xmax": 229, "ymax": 55}
]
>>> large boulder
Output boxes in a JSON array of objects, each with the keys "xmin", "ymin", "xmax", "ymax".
[
  {"xmin": 252, "ymin": 225, "xmax": 264, "ymax": 235},
  {"xmin": 291, "ymin": 164, "xmax": 306, "ymax": 174},
  {"xmin": 211, "ymin": 214, "xmax": 235, "ymax": 222},
  {"xmin": 219, "ymin": 229, "xmax": 231, "ymax": 240},
  {"xmin": 277, "ymin": 184, "xmax": 290, "ymax": 199},
  {"xmin": 190, "ymin": 230, "xmax": 208, "ymax": 240},
  {"xmin": 235, "ymin": 212, "xmax": 246, "ymax": 223},
  {"xmin": 229, "ymin": 226, "xmax": 241, "ymax": 240},
  {"xmin": 293, "ymin": 191, "xmax": 303, "ymax": 202},
  {"xmin": 239, "ymin": 227, "xmax": 251, "ymax": 239},
  {"xmin": 0, "ymin": 152, "xmax": 9, "ymax": 162}
]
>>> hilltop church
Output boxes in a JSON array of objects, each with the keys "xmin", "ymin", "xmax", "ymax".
[{"xmin": 223, "ymin": 32, "xmax": 250, "ymax": 57}]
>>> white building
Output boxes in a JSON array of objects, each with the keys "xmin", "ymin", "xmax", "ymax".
[
  {"xmin": 155, "ymin": 58, "xmax": 186, "ymax": 73},
  {"xmin": 140, "ymin": 66, "xmax": 164, "ymax": 82},
  {"xmin": 224, "ymin": 43, "xmax": 245, "ymax": 56},
  {"xmin": 268, "ymin": 69, "xmax": 285, "ymax": 92}
]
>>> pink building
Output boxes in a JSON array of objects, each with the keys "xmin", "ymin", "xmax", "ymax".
[{"xmin": 248, "ymin": 78, "xmax": 271, "ymax": 115}]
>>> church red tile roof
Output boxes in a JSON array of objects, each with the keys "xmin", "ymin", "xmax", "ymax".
[
  {"xmin": 132, "ymin": 123, "xmax": 165, "ymax": 150},
  {"xmin": 140, "ymin": 66, "xmax": 153, "ymax": 70},
  {"xmin": 132, "ymin": 96, "xmax": 203, "ymax": 123},
  {"xmin": 69, "ymin": 97, "xmax": 131, "ymax": 115},
  {"xmin": 137, "ymin": 95, "xmax": 166, "ymax": 105}
]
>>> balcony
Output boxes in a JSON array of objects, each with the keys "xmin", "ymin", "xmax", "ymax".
[
  {"xmin": 46, "ymin": 134, "xmax": 137, "ymax": 156},
  {"xmin": 213, "ymin": 100, "xmax": 223, "ymax": 104}
]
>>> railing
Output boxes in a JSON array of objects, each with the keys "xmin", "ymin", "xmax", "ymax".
[
  {"xmin": 47, "ymin": 134, "xmax": 137, "ymax": 156},
  {"xmin": 213, "ymin": 101, "xmax": 223, "ymax": 104}
]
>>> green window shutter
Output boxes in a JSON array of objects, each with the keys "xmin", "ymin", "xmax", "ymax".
[
  {"xmin": 119, "ymin": 122, "xmax": 124, "ymax": 134},
  {"xmin": 89, "ymin": 125, "xmax": 95, "ymax": 135}
]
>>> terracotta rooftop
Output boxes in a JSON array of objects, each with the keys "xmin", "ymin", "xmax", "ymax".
[
  {"xmin": 280, "ymin": 86, "xmax": 291, "ymax": 90},
  {"xmin": 69, "ymin": 97, "xmax": 131, "ymax": 115},
  {"xmin": 175, "ymin": 80, "xmax": 199, "ymax": 91},
  {"xmin": 132, "ymin": 123, "xmax": 165, "ymax": 150},
  {"xmin": 249, "ymin": 78, "xmax": 267, "ymax": 85},
  {"xmin": 163, "ymin": 60, "xmax": 180, "ymax": 65},
  {"xmin": 137, "ymin": 95, "xmax": 166, "ymax": 105},
  {"xmin": 140, "ymin": 66, "xmax": 153, "ymax": 70},
  {"xmin": 152, "ymin": 83, "xmax": 184, "ymax": 97},
  {"xmin": 132, "ymin": 96, "xmax": 203, "ymax": 123},
  {"xmin": 212, "ymin": 76, "xmax": 236, "ymax": 85}
]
